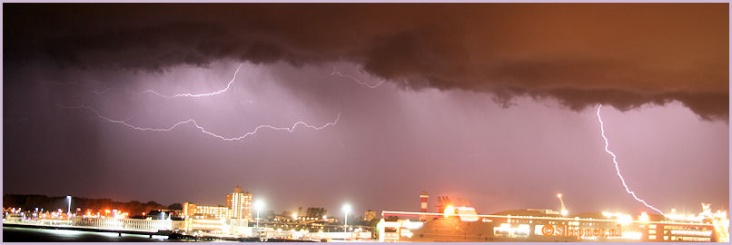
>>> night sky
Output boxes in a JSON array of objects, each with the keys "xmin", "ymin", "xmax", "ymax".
[{"xmin": 3, "ymin": 4, "xmax": 729, "ymax": 216}]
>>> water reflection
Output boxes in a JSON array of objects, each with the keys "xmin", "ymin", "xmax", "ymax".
[{"xmin": 3, "ymin": 227, "xmax": 173, "ymax": 242}]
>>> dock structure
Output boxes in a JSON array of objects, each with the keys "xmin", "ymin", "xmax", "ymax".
[
  {"xmin": 2, "ymin": 220, "xmax": 320, "ymax": 242},
  {"xmin": 3, "ymin": 222, "xmax": 173, "ymax": 239}
]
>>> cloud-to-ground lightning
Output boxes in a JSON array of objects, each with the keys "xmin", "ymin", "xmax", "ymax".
[
  {"xmin": 141, "ymin": 64, "xmax": 244, "ymax": 98},
  {"xmin": 61, "ymin": 105, "xmax": 340, "ymax": 142},
  {"xmin": 596, "ymin": 105, "xmax": 665, "ymax": 215},
  {"xmin": 331, "ymin": 67, "xmax": 386, "ymax": 89}
]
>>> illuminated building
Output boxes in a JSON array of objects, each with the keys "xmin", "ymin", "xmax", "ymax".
[
  {"xmin": 182, "ymin": 185, "xmax": 252, "ymax": 221},
  {"xmin": 182, "ymin": 202, "xmax": 229, "ymax": 219},
  {"xmin": 379, "ymin": 206, "xmax": 728, "ymax": 242},
  {"xmin": 182, "ymin": 202, "xmax": 197, "ymax": 217},
  {"xmin": 196, "ymin": 205, "xmax": 229, "ymax": 219},
  {"xmin": 226, "ymin": 185, "xmax": 253, "ymax": 221}
]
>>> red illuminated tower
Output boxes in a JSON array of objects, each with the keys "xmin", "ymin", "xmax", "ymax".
[
  {"xmin": 420, "ymin": 192, "xmax": 429, "ymax": 221},
  {"xmin": 420, "ymin": 192, "xmax": 429, "ymax": 212}
]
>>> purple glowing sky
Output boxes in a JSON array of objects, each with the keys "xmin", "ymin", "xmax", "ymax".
[{"xmin": 3, "ymin": 4, "xmax": 728, "ymax": 216}]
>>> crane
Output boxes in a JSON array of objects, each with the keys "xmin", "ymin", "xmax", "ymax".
[{"xmin": 557, "ymin": 193, "xmax": 568, "ymax": 216}]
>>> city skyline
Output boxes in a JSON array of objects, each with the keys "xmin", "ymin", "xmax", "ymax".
[{"xmin": 4, "ymin": 3, "xmax": 728, "ymax": 217}]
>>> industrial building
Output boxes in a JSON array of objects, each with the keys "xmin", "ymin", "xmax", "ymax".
[{"xmin": 376, "ymin": 192, "xmax": 728, "ymax": 242}]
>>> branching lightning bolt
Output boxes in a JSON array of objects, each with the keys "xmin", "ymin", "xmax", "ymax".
[
  {"xmin": 60, "ymin": 63, "xmax": 347, "ymax": 143},
  {"xmin": 596, "ymin": 105, "xmax": 665, "ymax": 216},
  {"xmin": 62, "ymin": 105, "xmax": 340, "ymax": 142},
  {"xmin": 141, "ymin": 64, "xmax": 244, "ymax": 98},
  {"xmin": 331, "ymin": 68, "xmax": 386, "ymax": 89}
]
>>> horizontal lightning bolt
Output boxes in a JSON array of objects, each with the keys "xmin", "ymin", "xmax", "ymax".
[
  {"xmin": 61, "ymin": 104, "xmax": 340, "ymax": 142},
  {"xmin": 331, "ymin": 68, "xmax": 386, "ymax": 89},
  {"xmin": 141, "ymin": 64, "xmax": 244, "ymax": 99},
  {"xmin": 596, "ymin": 105, "xmax": 665, "ymax": 216}
]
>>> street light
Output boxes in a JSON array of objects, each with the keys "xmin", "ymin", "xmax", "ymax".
[
  {"xmin": 255, "ymin": 200, "xmax": 265, "ymax": 229},
  {"xmin": 557, "ymin": 193, "xmax": 568, "ymax": 216},
  {"xmin": 66, "ymin": 196, "xmax": 72, "ymax": 215},
  {"xmin": 342, "ymin": 204, "xmax": 352, "ymax": 234}
]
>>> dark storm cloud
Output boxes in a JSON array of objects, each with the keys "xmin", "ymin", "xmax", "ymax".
[{"xmin": 5, "ymin": 3, "xmax": 728, "ymax": 119}]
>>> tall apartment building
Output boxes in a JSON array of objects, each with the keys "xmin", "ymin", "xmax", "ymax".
[{"xmin": 226, "ymin": 185, "xmax": 253, "ymax": 221}]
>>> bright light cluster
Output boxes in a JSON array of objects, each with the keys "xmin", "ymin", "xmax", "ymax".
[
  {"xmin": 81, "ymin": 209, "xmax": 129, "ymax": 219},
  {"xmin": 638, "ymin": 212, "xmax": 650, "ymax": 223},
  {"xmin": 443, "ymin": 205, "xmax": 455, "ymax": 218},
  {"xmin": 456, "ymin": 207, "xmax": 479, "ymax": 222},
  {"xmin": 442, "ymin": 205, "xmax": 479, "ymax": 222},
  {"xmin": 601, "ymin": 211, "xmax": 633, "ymax": 225}
]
